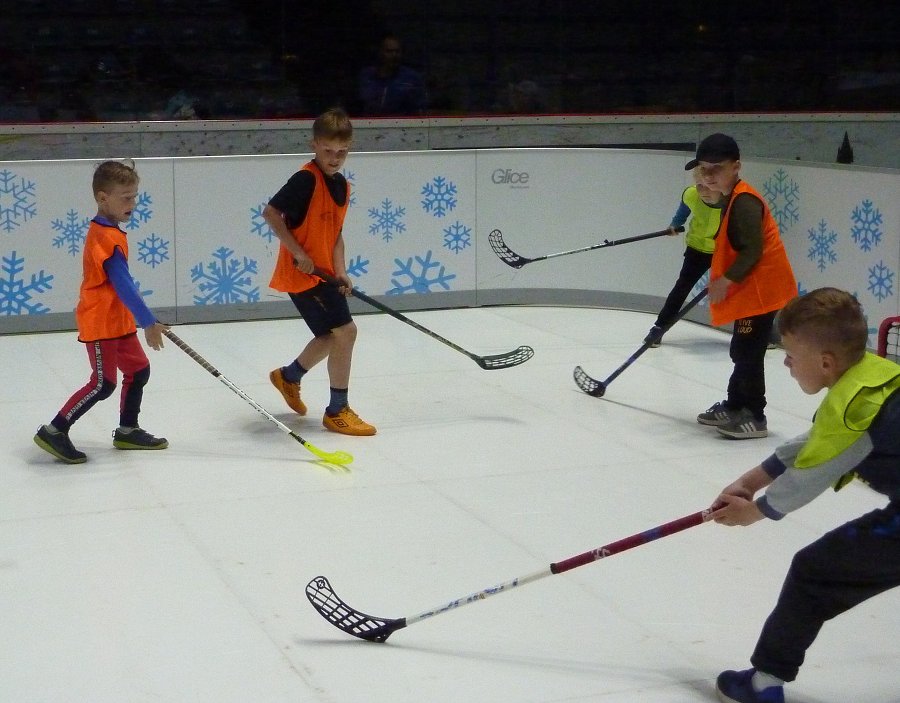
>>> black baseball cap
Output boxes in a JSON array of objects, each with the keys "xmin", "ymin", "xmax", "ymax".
[{"xmin": 685, "ymin": 133, "xmax": 740, "ymax": 170}]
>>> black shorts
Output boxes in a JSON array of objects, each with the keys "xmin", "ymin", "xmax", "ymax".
[{"xmin": 288, "ymin": 281, "xmax": 353, "ymax": 337}]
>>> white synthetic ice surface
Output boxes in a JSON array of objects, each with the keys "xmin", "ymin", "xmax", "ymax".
[{"xmin": 2, "ymin": 307, "xmax": 897, "ymax": 703}]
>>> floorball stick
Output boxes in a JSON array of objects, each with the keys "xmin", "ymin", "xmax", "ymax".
[
  {"xmin": 306, "ymin": 509, "xmax": 709, "ymax": 642},
  {"xmin": 313, "ymin": 269, "xmax": 534, "ymax": 370},
  {"xmin": 488, "ymin": 226, "xmax": 682, "ymax": 269},
  {"xmin": 574, "ymin": 288, "xmax": 709, "ymax": 398},
  {"xmin": 163, "ymin": 329, "xmax": 353, "ymax": 466}
]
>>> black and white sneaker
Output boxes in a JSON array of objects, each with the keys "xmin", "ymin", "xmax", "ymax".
[
  {"xmin": 716, "ymin": 409, "xmax": 768, "ymax": 439},
  {"xmin": 113, "ymin": 427, "xmax": 169, "ymax": 450},
  {"xmin": 697, "ymin": 401, "xmax": 737, "ymax": 426},
  {"xmin": 33, "ymin": 425, "xmax": 87, "ymax": 464}
]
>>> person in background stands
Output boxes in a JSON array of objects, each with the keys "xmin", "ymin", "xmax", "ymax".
[{"xmin": 358, "ymin": 34, "xmax": 426, "ymax": 116}]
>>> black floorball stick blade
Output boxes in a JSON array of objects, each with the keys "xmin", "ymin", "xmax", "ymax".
[
  {"xmin": 476, "ymin": 345, "xmax": 535, "ymax": 370},
  {"xmin": 488, "ymin": 226, "xmax": 679, "ymax": 269},
  {"xmin": 573, "ymin": 365, "xmax": 606, "ymax": 397},
  {"xmin": 306, "ymin": 576, "xmax": 406, "ymax": 643},
  {"xmin": 488, "ymin": 229, "xmax": 530, "ymax": 268},
  {"xmin": 312, "ymin": 268, "xmax": 534, "ymax": 371}
]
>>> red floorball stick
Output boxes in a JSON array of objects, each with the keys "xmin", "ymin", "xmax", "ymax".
[{"xmin": 306, "ymin": 509, "xmax": 710, "ymax": 642}]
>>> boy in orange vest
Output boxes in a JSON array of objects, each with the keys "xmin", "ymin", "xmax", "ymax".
[
  {"xmin": 690, "ymin": 134, "xmax": 797, "ymax": 439},
  {"xmin": 33, "ymin": 160, "xmax": 169, "ymax": 464},
  {"xmin": 265, "ymin": 108, "xmax": 375, "ymax": 436}
]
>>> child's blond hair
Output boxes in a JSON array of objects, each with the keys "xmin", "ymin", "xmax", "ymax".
[
  {"xmin": 777, "ymin": 287, "xmax": 868, "ymax": 365},
  {"xmin": 313, "ymin": 108, "xmax": 353, "ymax": 142},
  {"xmin": 92, "ymin": 160, "xmax": 139, "ymax": 196}
]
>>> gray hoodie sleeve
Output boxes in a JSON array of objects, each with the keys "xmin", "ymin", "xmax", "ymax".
[{"xmin": 756, "ymin": 432, "xmax": 874, "ymax": 520}]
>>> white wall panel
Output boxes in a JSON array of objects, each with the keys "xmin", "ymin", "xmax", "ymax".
[
  {"xmin": 474, "ymin": 148, "xmax": 689, "ymax": 298},
  {"xmin": 2, "ymin": 150, "xmax": 897, "ymax": 345}
]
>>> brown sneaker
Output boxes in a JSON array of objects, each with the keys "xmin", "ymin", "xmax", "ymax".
[
  {"xmin": 322, "ymin": 407, "xmax": 376, "ymax": 436},
  {"xmin": 269, "ymin": 368, "xmax": 307, "ymax": 415}
]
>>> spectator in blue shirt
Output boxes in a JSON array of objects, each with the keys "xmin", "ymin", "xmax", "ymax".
[{"xmin": 358, "ymin": 34, "xmax": 426, "ymax": 116}]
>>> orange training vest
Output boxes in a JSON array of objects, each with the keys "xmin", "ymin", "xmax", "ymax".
[
  {"xmin": 76, "ymin": 220, "xmax": 137, "ymax": 342},
  {"xmin": 710, "ymin": 180, "xmax": 797, "ymax": 326},
  {"xmin": 269, "ymin": 162, "xmax": 351, "ymax": 294}
]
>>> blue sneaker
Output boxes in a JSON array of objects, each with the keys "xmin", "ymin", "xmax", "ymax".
[{"xmin": 716, "ymin": 669, "xmax": 784, "ymax": 703}]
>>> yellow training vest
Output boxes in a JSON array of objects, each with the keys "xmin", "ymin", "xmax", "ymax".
[
  {"xmin": 796, "ymin": 353, "xmax": 900, "ymax": 489},
  {"xmin": 682, "ymin": 186, "xmax": 720, "ymax": 254}
]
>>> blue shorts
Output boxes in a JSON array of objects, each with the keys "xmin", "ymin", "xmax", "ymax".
[{"xmin": 289, "ymin": 281, "xmax": 353, "ymax": 337}]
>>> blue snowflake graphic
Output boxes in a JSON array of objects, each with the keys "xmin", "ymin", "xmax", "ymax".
[
  {"xmin": 807, "ymin": 220, "xmax": 838, "ymax": 271},
  {"xmin": 387, "ymin": 250, "xmax": 456, "ymax": 295},
  {"xmin": 850, "ymin": 199, "xmax": 883, "ymax": 251},
  {"xmin": 368, "ymin": 198, "xmax": 406, "ymax": 241},
  {"xmin": 346, "ymin": 255, "xmax": 370, "ymax": 278},
  {"xmin": 442, "ymin": 221, "xmax": 472, "ymax": 253},
  {"xmin": 125, "ymin": 191, "xmax": 153, "ymax": 229},
  {"xmin": 190, "ymin": 246, "xmax": 260, "ymax": 305},
  {"xmin": 0, "ymin": 169, "xmax": 37, "ymax": 233},
  {"xmin": 762, "ymin": 169, "xmax": 799, "ymax": 231},
  {"xmin": 250, "ymin": 203, "xmax": 275, "ymax": 242},
  {"xmin": 137, "ymin": 233, "xmax": 170, "ymax": 268},
  {"xmin": 796, "ymin": 281, "xmax": 808, "ymax": 297},
  {"xmin": 867, "ymin": 260, "xmax": 894, "ymax": 302},
  {"xmin": 51, "ymin": 210, "xmax": 91, "ymax": 256},
  {"xmin": 421, "ymin": 176, "xmax": 458, "ymax": 218},
  {"xmin": 1, "ymin": 250, "xmax": 54, "ymax": 315},
  {"xmin": 342, "ymin": 169, "xmax": 358, "ymax": 207}
]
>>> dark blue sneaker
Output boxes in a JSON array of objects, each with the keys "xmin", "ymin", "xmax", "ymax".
[
  {"xmin": 643, "ymin": 325, "xmax": 664, "ymax": 348},
  {"xmin": 716, "ymin": 669, "xmax": 784, "ymax": 703},
  {"xmin": 113, "ymin": 427, "xmax": 168, "ymax": 450},
  {"xmin": 34, "ymin": 425, "xmax": 87, "ymax": 464}
]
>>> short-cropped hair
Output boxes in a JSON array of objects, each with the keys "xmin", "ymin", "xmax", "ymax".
[
  {"xmin": 92, "ymin": 159, "xmax": 139, "ymax": 196},
  {"xmin": 777, "ymin": 287, "xmax": 868, "ymax": 364}
]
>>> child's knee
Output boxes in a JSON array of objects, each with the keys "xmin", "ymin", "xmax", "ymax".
[
  {"xmin": 133, "ymin": 365, "xmax": 150, "ymax": 387},
  {"xmin": 97, "ymin": 378, "xmax": 117, "ymax": 400},
  {"xmin": 332, "ymin": 321, "xmax": 358, "ymax": 344}
]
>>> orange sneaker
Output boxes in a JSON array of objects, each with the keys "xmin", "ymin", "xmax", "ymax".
[
  {"xmin": 269, "ymin": 368, "xmax": 307, "ymax": 415},
  {"xmin": 322, "ymin": 407, "xmax": 376, "ymax": 436}
]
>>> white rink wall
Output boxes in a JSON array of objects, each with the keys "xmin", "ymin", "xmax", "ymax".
[{"xmin": 1, "ymin": 149, "xmax": 898, "ymax": 344}]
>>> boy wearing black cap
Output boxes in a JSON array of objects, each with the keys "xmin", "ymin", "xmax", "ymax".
[{"xmin": 690, "ymin": 133, "xmax": 797, "ymax": 439}]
